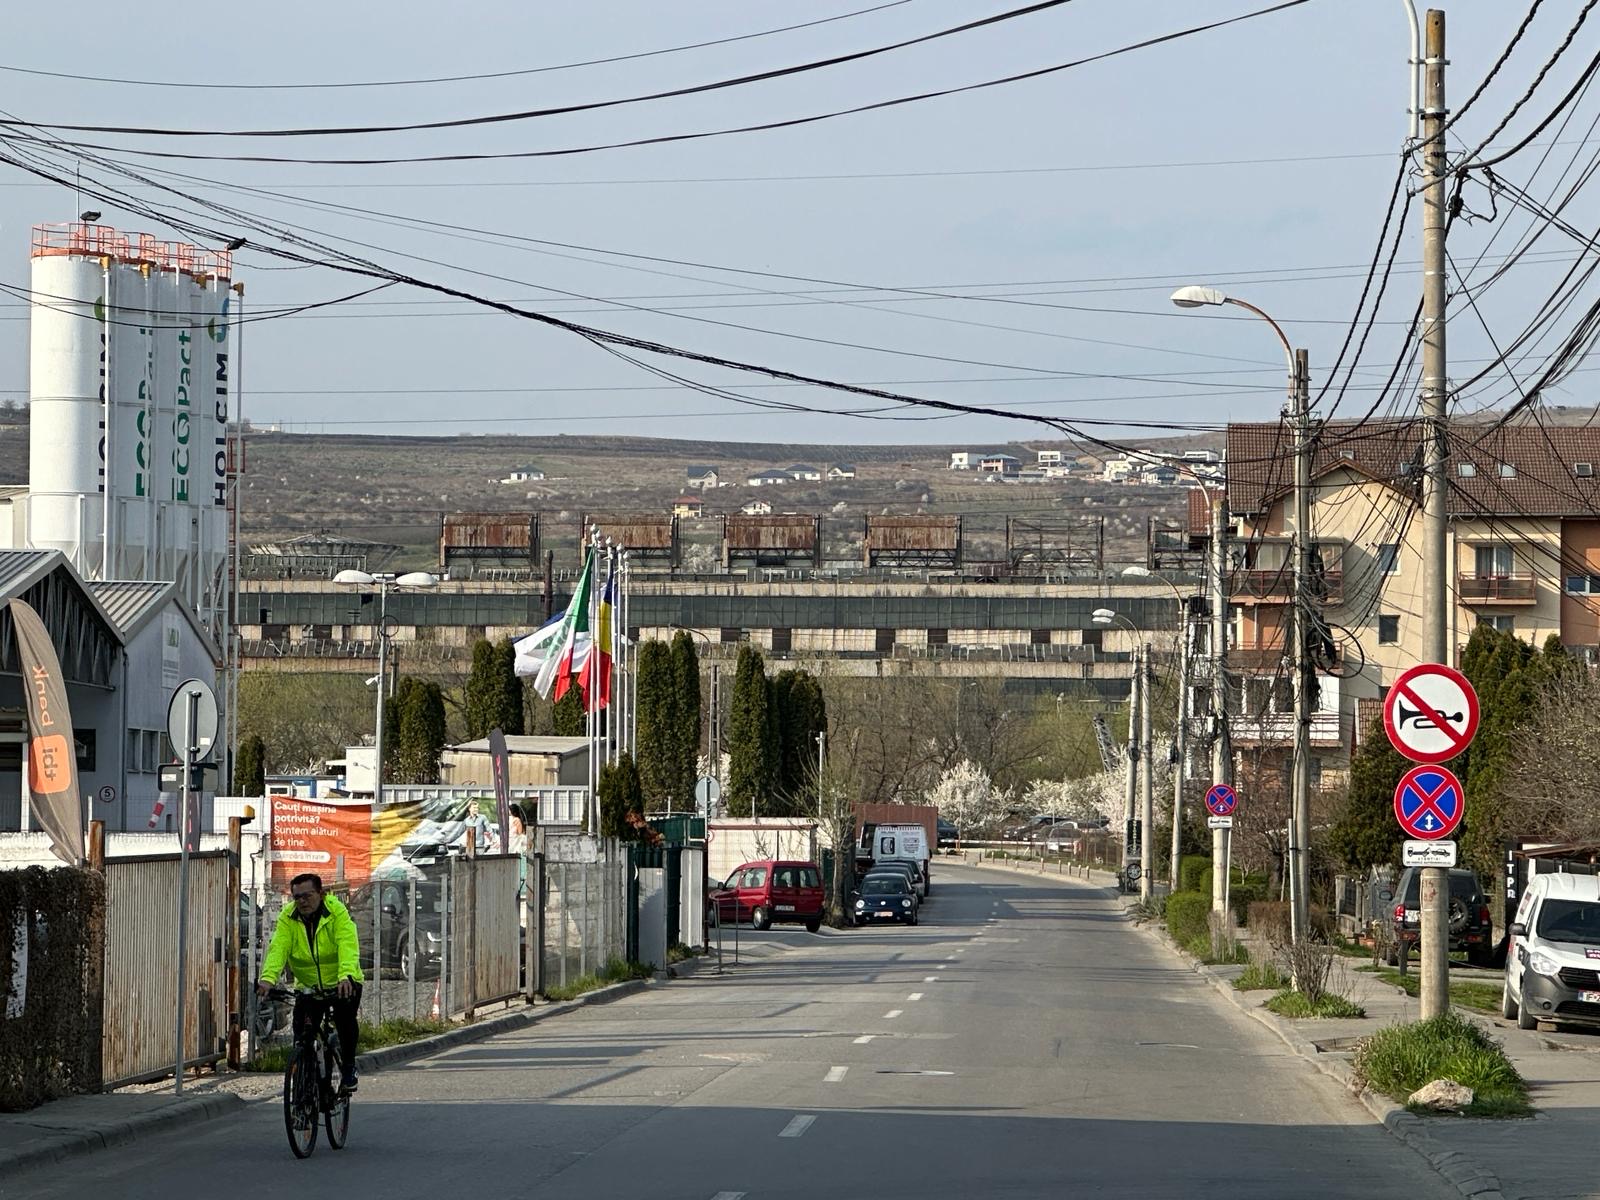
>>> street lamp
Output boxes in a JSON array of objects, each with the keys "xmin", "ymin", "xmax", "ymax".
[
  {"xmin": 334, "ymin": 570, "xmax": 439, "ymax": 807},
  {"xmin": 1173, "ymin": 283, "xmax": 1313, "ymax": 952},
  {"xmin": 1094, "ymin": 608, "xmax": 1152, "ymax": 900}
]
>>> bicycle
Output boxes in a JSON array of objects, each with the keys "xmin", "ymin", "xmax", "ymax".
[{"xmin": 266, "ymin": 986, "xmax": 352, "ymax": 1158}]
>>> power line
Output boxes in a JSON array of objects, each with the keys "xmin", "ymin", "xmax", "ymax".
[{"xmin": 0, "ymin": 1, "xmax": 920, "ymax": 92}]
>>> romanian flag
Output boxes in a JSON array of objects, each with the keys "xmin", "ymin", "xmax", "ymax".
[
  {"xmin": 581, "ymin": 559, "xmax": 616, "ymax": 712},
  {"xmin": 532, "ymin": 548, "xmax": 594, "ymax": 700}
]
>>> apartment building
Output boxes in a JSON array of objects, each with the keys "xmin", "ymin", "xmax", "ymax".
[{"xmin": 1210, "ymin": 420, "xmax": 1600, "ymax": 796}]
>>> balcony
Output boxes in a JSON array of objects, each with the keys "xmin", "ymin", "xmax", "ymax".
[
  {"xmin": 1229, "ymin": 711, "xmax": 1343, "ymax": 747},
  {"xmin": 1457, "ymin": 573, "xmax": 1537, "ymax": 605},
  {"xmin": 1229, "ymin": 568, "xmax": 1343, "ymax": 606},
  {"xmin": 1225, "ymin": 645, "xmax": 1343, "ymax": 673}
]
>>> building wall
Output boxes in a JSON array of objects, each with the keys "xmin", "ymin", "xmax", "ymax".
[
  {"xmin": 438, "ymin": 749, "xmax": 586, "ymax": 788},
  {"xmin": 1561, "ymin": 519, "xmax": 1600, "ymax": 647}
]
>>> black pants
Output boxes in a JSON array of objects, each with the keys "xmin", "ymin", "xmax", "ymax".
[{"xmin": 292, "ymin": 984, "xmax": 362, "ymax": 1075}]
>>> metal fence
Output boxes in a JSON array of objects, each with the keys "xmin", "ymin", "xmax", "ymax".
[
  {"xmin": 542, "ymin": 849, "xmax": 626, "ymax": 990},
  {"xmin": 103, "ymin": 852, "xmax": 231, "ymax": 1088}
]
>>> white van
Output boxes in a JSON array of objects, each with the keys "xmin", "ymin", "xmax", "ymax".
[{"xmin": 1502, "ymin": 871, "xmax": 1600, "ymax": 1031}]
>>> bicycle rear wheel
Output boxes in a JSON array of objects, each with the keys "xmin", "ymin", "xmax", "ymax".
[
  {"xmin": 324, "ymin": 1043, "xmax": 351, "ymax": 1151},
  {"xmin": 283, "ymin": 1048, "xmax": 318, "ymax": 1158}
]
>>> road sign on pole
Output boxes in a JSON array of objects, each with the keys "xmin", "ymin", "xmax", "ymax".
[
  {"xmin": 1206, "ymin": 815, "xmax": 1234, "ymax": 830},
  {"xmin": 1403, "ymin": 840, "xmax": 1458, "ymax": 868},
  {"xmin": 166, "ymin": 679, "xmax": 219, "ymax": 764},
  {"xmin": 1383, "ymin": 663, "xmax": 1479, "ymax": 763},
  {"xmin": 1393, "ymin": 764, "xmax": 1465, "ymax": 841},
  {"xmin": 1204, "ymin": 784, "xmax": 1237, "ymax": 817}
]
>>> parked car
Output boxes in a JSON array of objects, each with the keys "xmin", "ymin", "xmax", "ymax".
[
  {"xmin": 348, "ymin": 875, "xmax": 445, "ymax": 979},
  {"xmin": 1503, "ymin": 871, "xmax": 1600, "ymax": 1031},
  {"xmin": 852, "ymin": 873, "xmax": 918, "ymax": 926},
  {"xmin": 715, "ymin": 860, "xmax": 825, "ymax": 932},
  {"xmin": 870, "ymin": 858, "xmax": 925, "ymax": 900},
  {"xmin": 1387, "ymin": 867, "xmax": 1495, "ymax": 967},
  {"xmin": 937, "ymin": 817, "xmax": 959, "ymax": 847},
  {"xmin": 1043, "ymin": 822, "xmax": 1082, "ymax": 853}
]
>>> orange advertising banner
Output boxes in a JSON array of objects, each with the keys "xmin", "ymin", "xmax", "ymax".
[{"xmin": 268, "ymin": 797, "xmax": 372, "ymax": 886}]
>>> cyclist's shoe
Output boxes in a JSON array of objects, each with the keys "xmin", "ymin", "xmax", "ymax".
[{"xmin": 340, "ymin": 1069, "xmax": 358, "ymax": 1093}]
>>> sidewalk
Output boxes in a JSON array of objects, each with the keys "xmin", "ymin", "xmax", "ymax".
[{"xmin": 963, "ymin": 857, "xmax": 1600, "ymax": 1200}]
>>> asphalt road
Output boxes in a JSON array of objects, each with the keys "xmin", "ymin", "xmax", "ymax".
[{"xmin": 10, "ymin": 865, "xmax": 1457, "ymax": 1199}]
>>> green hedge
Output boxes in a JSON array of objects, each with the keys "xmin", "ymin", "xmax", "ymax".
[
  {"xmin": 1198, "ymin": 868, "xmax": 1268, "ymax": 920},
  {"xmin": 1178, "ymin": 855, "xmax": 1211, "ymax": 894},
  {"xmin": 1164, "ymin": 890, "xmax": 1211, "ymax": 950},
  {"xmin": 0, "ymin": 866, "xmax": 104, "ymax": 1111}
]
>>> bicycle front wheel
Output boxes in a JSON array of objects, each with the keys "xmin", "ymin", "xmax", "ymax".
[{"xmin": 283, "ymin": 1048, "xmax": 319, "ymax": 1159}]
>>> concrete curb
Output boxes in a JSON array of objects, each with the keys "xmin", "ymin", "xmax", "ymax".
[
  {"xmin": 0, "ymin": 1092, "xmax": 244, "ymax": 1176},
  {"xmin": 356, "ymin": 977, "xmax": 651, "ymax": 1073},
  {"xmin": 1132, "ymin": 918, "xmax": 1509, "ymax": 1200}
]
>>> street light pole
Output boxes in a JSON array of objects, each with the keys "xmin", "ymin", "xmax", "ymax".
[
  {"xmin": 1172, "ymin": 285, "xmax": 1312, "ymax": 946},
  {"xmin": 1139, "ymin": 639, "xmax": 1154, "ymax": 903}
]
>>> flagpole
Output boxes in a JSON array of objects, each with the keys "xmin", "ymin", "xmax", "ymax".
[
  {"xmin": 620, "ymin": 551, "xmax": 631, "ymax": 760},
  {"xmin": 586, "ymin": 529, "xmax": 599, "ymax": 836}
]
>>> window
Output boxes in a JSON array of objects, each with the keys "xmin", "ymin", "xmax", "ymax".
[
  {"xmin": 1478, "ymin": 615, "xmax": 1514, "ymax": 632},
  {"xmin": 927, "ymin": 627, "xmax": 949, "ymax": 646},
  {"xmin": 770, "ymin": 627, "xmax": 792, "ymax": 653},
  {"xmin": 1475, "ymin": 544, "xmax": 1513, "ymax": 576},
  {"xmin": 1457, "ymin": 462, "xmax": 1477, "ymax": 477},
  {"xmin": 1079, "ymin": 628, "xmax": 1101, "ymax": 649},
  {"xmin": 1577, "ymin": 462, "xmax": 1595, "ymax": 478},
  {"xmin": 1378, "ymin": 614, "xmax": 1400, "ymax": 644},
  {"xmin": 1031, "ymin": 628, "xmax": 1052, "ymax": 645},
  {"xmin": 875, "ymin": 628, "xmax": 896, "ymax": 652},
  {"xmin": 1377, "ymin": 543, "xmax": 1400, "ymax": 575},
  {"xmin": 719, "ymin": 627, "xmax": 743, "ymax": 644},
  {"xmin": 1566, "ymin": 575, "xmax": 1600, "ymax": 595},
  {"xmin": 1499, "ymin": 462, "xmax": 1516, "ymax": 478}
]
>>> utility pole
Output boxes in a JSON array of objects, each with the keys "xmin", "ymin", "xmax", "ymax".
[
  {"xmin": 1211, "ymin": 492, "xmax": 1233, "ymax": 917},
  {"xmin": 1418, "ymin": 7, "xmax": 1451, "ymax": 1021},
  {"xmin": 1123, "ymin": 645, "xmax": 1141, "ymax": 886},
  {"xmin": 816, "ymin": 730, "xmax": 826, "ymax": 820},
  {"xmin": 1169, "ymin": 604, "xmax": 1191, "ymax": 896},
  {"xmin": 1290, "ymin": 347, "xmax": 1314, "ymax": 952},
  {"xmin": 1139, "ymin": 640, "xmax": 1154, "ymax": 903}
]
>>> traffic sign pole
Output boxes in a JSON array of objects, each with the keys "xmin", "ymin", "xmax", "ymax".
[
  {"xmin": 174, "ymin": 687, "xmax": 197, "ymax": 1096},
  {"xmin": 1204, "ymin": 785, "xmax": 1238, "ymax": 922},
  {"xmin": 1383, "ymin": 661, "xmax": 1479, "ymax": 1024}
]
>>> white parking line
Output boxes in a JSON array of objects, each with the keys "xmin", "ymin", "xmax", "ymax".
[
  {"xmin": 825, "ymin": 1066, "xmax": 849, "ymax": 1083},
  {"xmin": 854, "ymin": 1034, "xmax": 876, "ymax": 1044},
  {"xmin": 947, "ymin": 954, "xmax": 958, "ymax": 960},
  {"xmin": 779, "ymin": 1115, "xmax": 816, "ymax": 1138},
  {"xmin": 711, "ymin": 1193, "xmax": 747, "ymax": 1200},
  {"xmin": 936, "ymin": 965, "xmax": 948, "ymax": 971},
  {"xmin": 924, "ymin": 976, "xmax": 938, "ymax": 982},
  {"xmin": 884, "ymin": 1009, "xmax": 904, "ymax": 1019},
  {"xmin": 908, "ymin": 992, "xmax": 923, "ymax": 1001}
]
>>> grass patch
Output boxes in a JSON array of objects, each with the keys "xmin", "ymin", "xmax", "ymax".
[
  {"xmin": 246, "ymin": 1015, "xmax": 454, "ymax": 1072},
  {"xmin": 1234, "ymin": 960, "xmax": 1290, "ymax": 991},
  {"xmin": 1266, "ymin": 989, "xmax": 1367, "ymax": 1019},
  {"xmin": 543, "ymin": 958, "xmax": 653, "ymax": 1002},
  {"xmin": 666, "ymin": 943, "xmax": 699, "ymax": 964},
  {"xmin": 1352, "ymin": 1009, "xmax": 1531, "ymax": 1117},
  {"xmin": 1186, "ymin": 936, "xmax": 1249, "ymax": 965},
  {"xmin": 1359, "ymin": 967, "xmax": 1504, "ymax": 1015}
]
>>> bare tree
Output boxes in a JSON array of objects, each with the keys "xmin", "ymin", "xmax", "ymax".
[{"xmin": 1504, "ymin": 669, "xmax": 1600, "ymax": 843}]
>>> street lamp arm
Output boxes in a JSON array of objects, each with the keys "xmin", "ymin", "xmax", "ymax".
[{"xmin": 1222, "ymin": 297, "xmax": 1296, "ymax": 380}]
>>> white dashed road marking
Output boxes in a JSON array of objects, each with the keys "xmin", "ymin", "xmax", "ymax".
[
  {"xmin": 885, "ymin": 1009, "xmax": 904, "ymax": 1019},
  {"xmin": 924, "ymin": 976, "xmax": 938, "ymax": 982},
  {"xmin": 854, "ymin": 1035, "xmax": 876, "ymax": 1044},
  {"xmin": 711, "ymin": 1193, "xmax": 746, "ymax": 1200},
  {"xmin": 908, "ymin": 992, "xmax": 924, "ymax": 1001},
  {"xmin": 825, "ymin": 1066, "xmax": 849, "ymax": 1083},
  {"xmin": 779, "ymin": 1115, "xmax": 816, "ymax": 1138}
]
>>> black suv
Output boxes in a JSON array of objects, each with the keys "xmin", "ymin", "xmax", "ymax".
[
  {"xmin": 348, "ymin": 875, "xmax": 446, "ymax": 981},
  {"xmin": 1387, "ymin": 867, "xmax": 1496, "ymax": 967}
]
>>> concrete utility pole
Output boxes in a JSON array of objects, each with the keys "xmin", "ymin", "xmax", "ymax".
[
  {"xmin": 1139, "ymin": 640, "xmax": 1154, "ymax": 903},
  {"xmin": 1290, "ymin": 347, "xmax": 1314, "ymax": 951},
  {"xmin": 1169, "ymin": 606, "xmax": 1191, "ymax": 896},
  {"xmin": 1419, "ymin": 7, "xmax": 1451, "ymax": 1021},
  {"xmin": 1123, "ymin": 646, "xmax": 1141, "ymax": 884},
  {"xmin": 1211, "ymin": 492, "xmax": 1233, "ymax": 917}
]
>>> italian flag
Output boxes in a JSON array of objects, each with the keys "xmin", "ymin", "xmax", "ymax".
[{"xmin": 530, "ymin": 548, "xmax": 594, "ymax": 700}]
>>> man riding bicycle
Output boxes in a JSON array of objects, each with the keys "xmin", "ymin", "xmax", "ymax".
[{"xmin": 258, "ymin": 872, "xmax": 365, "ymax": 1092}]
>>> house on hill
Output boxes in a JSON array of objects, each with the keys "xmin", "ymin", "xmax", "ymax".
[
  {"xmin": 686, "ymin": 465, "xmax": 721, "ymax": 489},
  {"xmin": 673, "ymin": 495, "xmax": 704, "ymax": 518},
  {"xmin": 747, "ymin": 470, "xmax": 790, "ymax": 487},
  {"xmin": 740, "ymin": 498, "xmax": 774, "ymax": 515},
  {"xmin": 786, "ymin": 464, "xmax": 822, "ymax": 482},
  {"xmin": 827, "ymin": 463, "xmax": 856, "ymax": 480},
  {"xmin": 979, "ymin": 453, "xmax": 1021, "ymax": 476},
  {"xmin": 949, "ymin": 450, "xmax": 979, "ymax": 470},
  {"xmin": 501, "ymin": 466, "xmax": 545, "ymax": 483}
]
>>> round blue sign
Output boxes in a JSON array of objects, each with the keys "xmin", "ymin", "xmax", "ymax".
[{"xmin": 1204, "ymin": 785, "xmax": 1237, "ymax": 817}]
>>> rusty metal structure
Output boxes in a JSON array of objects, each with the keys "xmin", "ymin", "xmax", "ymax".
[
  {"xmin": 1005, "ymin": 515, "xmax": 1104, "ymax": 572},
  {"xmin": 581, "ymin": 512, "xmax": 679, "ymax": 566},
  {"xmin": 1147, "ymin": 516, "xmax": 1208, "ymax": 573},
  {"xmin": 720, "ymin": 513, "xmax": 821, "ymax": 568},
  {"xmin": 439, "ymin": 512, "xmax": 539, "ymax": 577},
  {"xmin": 862, "ymin": 514, "xmax": 962, "ymax": 568},
  {"xmin": 245, "ymin": 532, "xmax": 400, "ymax": 579}
]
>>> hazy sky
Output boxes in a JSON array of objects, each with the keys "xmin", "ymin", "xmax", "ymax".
[{"xmin": 0, "ymin": 2, "xmax": 1591, "ymax": 447}]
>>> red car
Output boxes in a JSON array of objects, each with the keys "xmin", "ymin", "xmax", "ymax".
[{"xmin": 715, "ymin": 860, "xmax": 825, "ymax": 932}]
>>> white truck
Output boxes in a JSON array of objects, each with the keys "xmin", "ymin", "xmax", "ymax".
[{"xmin": 873, "ymin": 823, "xmax": 931, "ymax": 895}]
